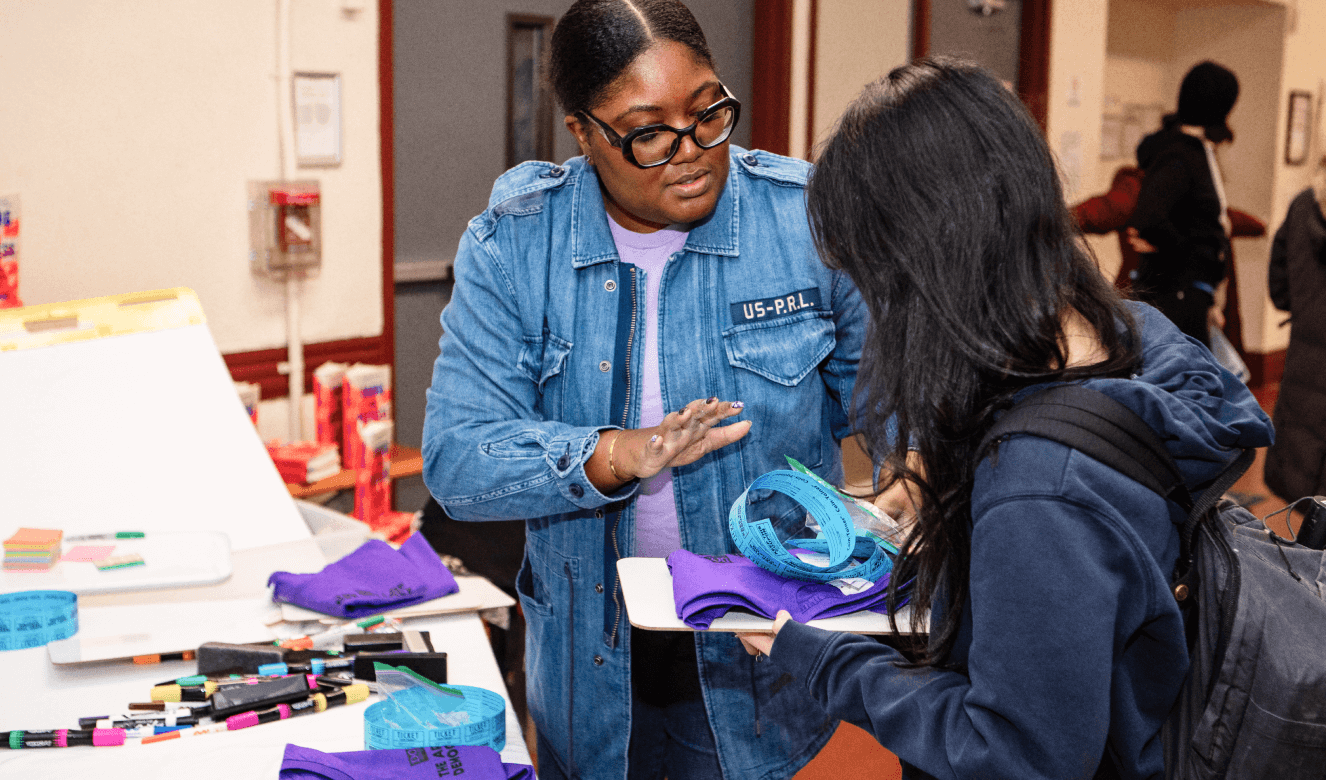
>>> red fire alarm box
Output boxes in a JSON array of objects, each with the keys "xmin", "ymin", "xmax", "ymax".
[{"xmin": 249, "ymin": 180, "xmax": 322, "ymax": 275}]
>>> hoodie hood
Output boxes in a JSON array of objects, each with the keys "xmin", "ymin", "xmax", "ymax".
[{"xmin": 1086, "ymin": 301, "xmax": 1273, "ymax": 490}]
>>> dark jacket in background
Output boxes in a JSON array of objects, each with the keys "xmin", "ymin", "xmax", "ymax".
[
  {"xmin": 1264, "ymin": 187, "xmax": 1326, "ymax": 500},
  {"xmin": 1129, "ymin": 121, "xmax": 1231, "ymax": 293},
  {"xmin": 1073, "ymin": 166, "xmax": 1264, "ymax": 360}
]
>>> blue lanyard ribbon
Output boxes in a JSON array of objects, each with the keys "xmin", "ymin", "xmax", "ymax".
[{"xmin": 728, "ymin": 470, "xmax": 893, "ymax": 583}]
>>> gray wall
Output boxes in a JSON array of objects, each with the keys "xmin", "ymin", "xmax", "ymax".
[{"xmin": 393, "ymin": 0, "xmax": 754, "ymax": 270}]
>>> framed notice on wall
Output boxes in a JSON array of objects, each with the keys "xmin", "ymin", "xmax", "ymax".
[
  {"xmin": 1285, "ymin": 90, "xmax": 1312, "ymax": 166},
  {"xmin": 293, "ymin": 72, "xmax": 343, "ymax": 167}
]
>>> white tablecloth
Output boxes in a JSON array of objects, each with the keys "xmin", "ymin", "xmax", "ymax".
[{"xmin": 0, "ymin": 611, "xmax": 531, "ymax": 779}]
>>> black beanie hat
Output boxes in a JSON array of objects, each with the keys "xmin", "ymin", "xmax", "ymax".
[{"xmin": 1178, "ymin": 61, "xmax": 1239, "ymax": 143}]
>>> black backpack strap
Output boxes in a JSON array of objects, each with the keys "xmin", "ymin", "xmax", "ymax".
[
  {"xmin": 979, "ymin": 383, "xmax": 1257, "ymax": 599},
  {"xmin": 979, "ymin": 384, "xmax": 1191, "ymax": 509}
]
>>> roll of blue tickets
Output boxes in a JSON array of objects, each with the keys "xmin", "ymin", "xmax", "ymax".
[
  {"xmin": 363, "ymin": 685, "xmax": 506, "ymax": 752},
  {"xmin": 728, "ymin": 470, "xmax": 893, "ymax": 583},
  {"xmin": 0, "ymin": 590, "xmax": 78, "ymax": 651}
]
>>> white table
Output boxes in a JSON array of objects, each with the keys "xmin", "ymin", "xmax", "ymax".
[{"xmin": 0, "ymin": 611, "xmax": 531, "ymax": 778}]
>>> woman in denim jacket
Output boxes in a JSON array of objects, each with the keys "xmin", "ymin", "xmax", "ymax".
[{"xmin": 421, "ymin": 2, "xmax": 865, "ymax": 778}]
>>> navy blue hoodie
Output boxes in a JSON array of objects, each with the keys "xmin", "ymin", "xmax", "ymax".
[{"xmin": 769, "ymin": 303, "xmax": 1273, "ymax": 779}]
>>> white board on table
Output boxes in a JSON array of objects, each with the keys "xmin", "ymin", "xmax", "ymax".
[
  {"xmin": 0, "ymin": 531, "xmax": 231, "ymax": 596},
  {"xmin": 0, "ymin": 289, "xmax": 309, "ymax": 557}
]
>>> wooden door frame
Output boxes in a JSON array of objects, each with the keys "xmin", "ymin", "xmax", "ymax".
[
  {"xmin": 751, "ymin": 0, "xmax": 820, "ymax": 158},
  {"xmin": 223, "ymin": 0, "xmax": 396, "ymax": 406},
  {"xmin": 912, "ymin": 0, "xmax": 1052, "ymax": 131},
  {"xmin": 751, "ymin": 0, "xmax": 795, "ymax": 156}
]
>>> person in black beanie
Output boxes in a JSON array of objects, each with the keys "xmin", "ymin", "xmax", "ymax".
[{"xmin": 1127, "ymin": 61, "xmax": 1239, "ymax": 348}]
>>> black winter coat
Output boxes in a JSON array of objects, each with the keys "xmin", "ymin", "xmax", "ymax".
[
  {"xmin": 1265, "ymin": 187, "xmax": 1326, "ymax": 500},
  {"xmin": 1128, "ymin": 119, "xmax": 1230, "ymax": 291}
]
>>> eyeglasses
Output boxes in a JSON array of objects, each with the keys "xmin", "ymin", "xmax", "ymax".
[{"xmin": 579, "ymin": 85, "xmax": 741, "ymax": 169}]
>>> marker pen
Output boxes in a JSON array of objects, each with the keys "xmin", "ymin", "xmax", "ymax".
[
  {"xmin": 224, "ymin": 683, "xmax": 370, "ymax": 731},
  {"xmin": 154, "ymin": 674, "xmax": 209, "ymax": 687},
  {"xmin": 4, "ymin": 729, "xmax": 126, "ymax": 748},
  {"xmin": 140, "ymin": 722, "xmax": 229, "ymax": 745},
  {"xmin": 132, "ymin": 650, "xmax": 196, "ymax": 665},
  {"xmin": 79, "ymin": 712, "xmax": 198, "ymax": 730},
  {"xmin": 65, "ymin": 531, "xmax": 145, "ymax": 541},
  {"xmin": 312, "ymin": 683, "xmax": 371, "ymax": 712},
  {"xmin": 151, "ymin": 681, "xmax": 218, "ymax": 702},
  {"xmin": 279, "ymin": 615, "xmax": 386, "ymax": 651}
]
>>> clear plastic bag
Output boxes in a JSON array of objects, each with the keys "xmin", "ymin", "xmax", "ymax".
[
  {"xmin": 373, "ymin": 662, "xmax": 471, "ymax": 729},
  {"xmin": 788, "ymin": 457, "xmax": 908, "ymax": 551}
]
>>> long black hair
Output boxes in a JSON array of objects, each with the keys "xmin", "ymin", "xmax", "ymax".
[
  {"xmin": 807, "ymin": 58, "xmax": 1142, "ymax": 666},
  {"xmin": 550, "ymin": 0, "xmax": 715, "ymax": 117}
]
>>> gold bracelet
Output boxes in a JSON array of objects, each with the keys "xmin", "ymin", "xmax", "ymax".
[{"xmin": 608, "ymin": 432, "xmax": 625, "ymax": 482}]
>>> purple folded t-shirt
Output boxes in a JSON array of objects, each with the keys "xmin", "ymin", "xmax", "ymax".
[
  {"xmin": 268, "ymin": 532, "xmax": 459, "ymax": 618},
  {"xmin": 667, "ymin": 549, "xmax": 891, "ymax": 629},
  {"xmin": 280, "ymin": 743, "xmax": 534, "ymax": 780}
]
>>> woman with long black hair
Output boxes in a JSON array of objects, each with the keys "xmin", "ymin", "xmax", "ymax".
[{"xmin": 740, "ymin": 59, "xmax": 1272, "ymax": 779}]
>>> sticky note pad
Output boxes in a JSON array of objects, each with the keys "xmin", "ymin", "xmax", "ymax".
[
  {"xmin": 4, "ymin": 527, "xmax": 63, "ymax": 550},
  {"xmin": 64, "ymin": 545, "xmax": 116, "ymax": 562},
  {"xmin": 95, "ymin": 553, "xmax": 145, "ymax": 571}
]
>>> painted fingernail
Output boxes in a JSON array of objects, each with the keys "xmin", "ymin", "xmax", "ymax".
[
  {"xmin": 731, "ymin": 401, "xmax": 744, "ymax": 409},
  {"xmin": 650, "ymin": 435, "xmax": 659, "ymax": 444},
  {"xmin": 706, "ymin": 396, "xmax": 718, "ymax": 404}
]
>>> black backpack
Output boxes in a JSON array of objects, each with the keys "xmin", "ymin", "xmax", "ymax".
[{"xmin": 983, "ymin": 384, "xmax": 1326, "ymax": 780}]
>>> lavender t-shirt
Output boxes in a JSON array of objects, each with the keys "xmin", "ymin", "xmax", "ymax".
[{"xmin": 607, "ymin": 213, "xmax": 689, "ymax": 558}]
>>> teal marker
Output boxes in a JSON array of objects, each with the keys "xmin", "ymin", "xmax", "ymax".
[{"xmin": 66, "ymin": 531, "xmax": 145, "ymax": 541}]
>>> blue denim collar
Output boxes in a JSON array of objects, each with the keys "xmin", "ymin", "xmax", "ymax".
[{"xmin": 569, "ymin": 151, "xmax": 741, "ymax": 269}]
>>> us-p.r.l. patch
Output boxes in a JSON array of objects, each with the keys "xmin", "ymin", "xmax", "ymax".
[{"xmin": 730, "ymin": 288, "xmax": 823, "ymax": 324}]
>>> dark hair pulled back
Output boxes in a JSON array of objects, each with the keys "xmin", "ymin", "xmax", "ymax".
[
  {"xmin": 550, "ymin": 0, "xmax": 715, "ymax": 116},
  {"xmin": 807, "ymin": 58, "xmax": 1142, "ymax": 667}
]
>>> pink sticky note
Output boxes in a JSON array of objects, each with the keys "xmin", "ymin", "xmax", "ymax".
[{"xmin": 63, "ymin": 545, "xmax": 115, "ymax": 562}]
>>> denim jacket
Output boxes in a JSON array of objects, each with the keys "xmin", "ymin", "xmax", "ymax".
[{"xmin": 423, "ymin": 147, "xmax": 865, "ymax": 780}]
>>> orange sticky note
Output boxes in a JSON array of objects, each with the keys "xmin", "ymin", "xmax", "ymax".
[{"xmin": 4, "ymin": 527, "xmax": 63, "ymax": 550}]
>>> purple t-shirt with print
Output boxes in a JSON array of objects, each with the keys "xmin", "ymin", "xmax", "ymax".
[{"xmin": 280, "ymin": 744, "xmax": 534, "ymax": 780}]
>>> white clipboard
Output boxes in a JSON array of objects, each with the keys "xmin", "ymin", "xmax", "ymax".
[{"xmin": 618, "ymin": 556, "xmax": 923, "ymax": 635}]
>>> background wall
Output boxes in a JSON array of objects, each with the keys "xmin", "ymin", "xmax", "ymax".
[
  {"xmin": 392, "ymin": 0, "xmax": 754, "ymax": 281},
  {"xmin": 810, "ymin": 0, "xmax": 911, "ymax": 155},
  {"xmin": 0, "ymin": 0, "xmax": 384, "ymax": 354}
]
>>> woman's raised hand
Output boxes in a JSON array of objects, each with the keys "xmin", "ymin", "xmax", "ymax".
[
  {"xmin": 589, "ymin": 397, "xmax": 750, "ymax": 491},
  {"xmin": 631, "ymin": 397, "xmax": 750, "ymax": 479}
]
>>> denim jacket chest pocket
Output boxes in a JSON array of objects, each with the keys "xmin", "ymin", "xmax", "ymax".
[
  {"xmin": 722, "ymin": 310, "xmax": 836, "ymax": 471},
  {"xmin": 517, "ymin": 328, "xmax": 573, "ymax": 420}
]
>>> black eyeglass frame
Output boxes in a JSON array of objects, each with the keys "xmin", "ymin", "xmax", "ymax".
[{"xmin": 578, "ymin": 84, "xmax": 742, "ymax": 169}]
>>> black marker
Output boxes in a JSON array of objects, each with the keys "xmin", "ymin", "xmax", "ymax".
[{"xmin": 4, "ymin": 729, "xmax": 126, "ymax": 748}]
